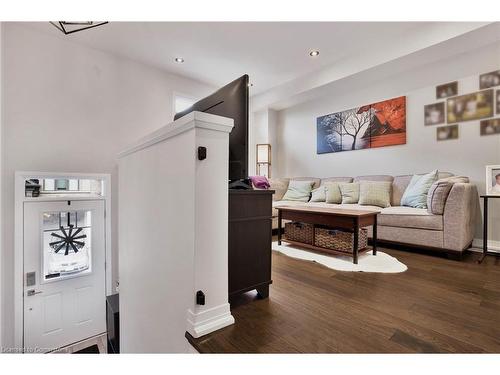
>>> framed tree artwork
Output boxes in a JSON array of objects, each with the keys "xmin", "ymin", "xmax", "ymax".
[{"xmin": 316, "ymin": 96, "xmax": 406, "ymax": 154}]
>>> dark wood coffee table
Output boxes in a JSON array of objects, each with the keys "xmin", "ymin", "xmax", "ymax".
[{"xmin": 276, "ymin": 206, "xmax": 379, "ymax": 264}]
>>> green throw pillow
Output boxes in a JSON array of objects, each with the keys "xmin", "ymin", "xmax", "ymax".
[
  {"xmin": 310, "ymin": 186, "xmax": 326, "ymax": 202},
  {"xmin": 325, "ymin": 183, "xmax": 342, "ymax": 204},
  {"xmin": 339, "ymin": 183, "xmax": 360, "ymax": 204},
  {"xmin": 282, "ymin": 180, "xmax": 315, "ymax": 202},
  {"xmin": 358, "ymin": 181, "xmax": 392, "ymax": 208},
  {"xmin": 401, "ymin": 170, "xmax": 438, "ymax": 209}
]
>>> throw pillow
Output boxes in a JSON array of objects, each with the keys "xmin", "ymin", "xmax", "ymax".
[
  {"xmin": 310, "ymin": 186, "xmax": 326, "ymax": 202},
  {"xmin": 282, "ymin": 180, "xmax": 315, "ymax": 202},
  {"xmin": 325, "ymin": 183, "xmax": 342, "ymax": 204},
  {"xmin": 268, "ymin": 178, "xmax": 290, "ymax": 201},
  {"xmin": 339, "ymin": 183, "xmax": 360, "ymax": 204},
  {"xmin": 427, "ymin": 181, "xmax": 453, "ymax": 214},
  {"xmin": 358, "ymin": 182, "xmax": 392, "ymax": 208},
  {"xmin": 400, "ymin": 170, "xmax": 438, "ymax": 209},
  {"xmin": 250, "ymin": 175, "xmax": 270, "ymax": 189}
]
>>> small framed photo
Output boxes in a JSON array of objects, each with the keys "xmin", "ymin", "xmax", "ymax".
[
  {"xmin": 424, "ymin": 102, "xmax": 445, "ymax": 126},
  {"xmin": 436, "ymin": 124, "xmax": 458, "ymax": 141},
  {"xmin": 480, "ymin": 118, "xmax": 500, "ymax": 136},
  {"xmin": 447, "ymin": 89, "xmax": 494, "ymax": 123},
  {"xmin": 497, "ymin": 89, "xmax": 500, "ymax": 114},
  {"xmin": 480, "ymin": 70, "xmax": 500, "ymax": 90},
  {"xmin": 436, "ymin": 81, "xmax": 458, "ymax": 99},
  {"xmin": 486, "ymin": 165, "xmax": 500, "ymax": 196}
]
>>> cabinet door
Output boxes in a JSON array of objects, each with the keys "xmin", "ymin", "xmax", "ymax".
[{"xmin": 228, "ymin": 218, "xmax": 272, "ymax": 294}]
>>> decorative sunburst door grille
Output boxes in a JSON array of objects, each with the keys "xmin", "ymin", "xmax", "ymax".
[
  {"xmin": 50, "ymin": 225, "xmax": 87, "ymax": 256},
  {"xmin": 42, "ymin": 210, "xmax": 92, "ymax": 281}
]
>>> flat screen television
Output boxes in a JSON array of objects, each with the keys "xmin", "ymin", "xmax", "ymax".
[{"xmin": 174, "ymin": 74, "xmax": 249, "ymax": 183}]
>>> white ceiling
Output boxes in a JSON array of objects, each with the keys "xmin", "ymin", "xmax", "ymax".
[
  {"xmin": 20, "ymin": 21, "xmax": 496, "ymax": 111},
  {"xmin": 23, "ymin": 22, "xmax": 433, "ymax": 94}
]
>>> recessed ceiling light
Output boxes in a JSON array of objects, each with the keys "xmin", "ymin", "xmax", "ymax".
[
  {"xmin": 174, "ymin": 57, "xmax": 184, "ymax": 63},
  {"xmin": 309, "ymin": 50, "xmax": 320, "ymax": 57}
]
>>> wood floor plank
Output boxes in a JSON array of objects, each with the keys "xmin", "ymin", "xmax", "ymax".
[{"xmin": 189, "ymin": 244, "xmax": 500, "ymax": 353}]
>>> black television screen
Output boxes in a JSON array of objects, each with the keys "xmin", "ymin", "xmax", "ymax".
[{"xmin": 174, "ymin": 75, "xmax": 249, "ymax": 181}]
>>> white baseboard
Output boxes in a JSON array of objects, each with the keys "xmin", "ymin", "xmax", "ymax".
[
  {"xmin": 472, "ymin": 238, "xmax": 500, "ymax": 252},
  {"xmin": 186, "ymin": 303, "xmax": 234, "ymax": 339}
]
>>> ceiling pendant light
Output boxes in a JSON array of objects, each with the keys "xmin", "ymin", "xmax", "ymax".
[{"xmin": 50, "ymin": 21, "xmax": 108, "ymax": 35}]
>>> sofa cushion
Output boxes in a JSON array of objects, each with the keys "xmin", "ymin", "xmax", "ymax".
[
  {"xmin": 354, "ymin": 175, "xmax": 394, "ymax": 183},
  {"xmin": 310, "ymin": 186, "xmax": 326, "ymax": 202},
  {"xmin": 379, "ymin": 206, "xmax": 443, "ymax": 230},
  {"xmin": 305, "ymin": 202, "xmax": 383, "ymax": 212},
  {"xmin": 292, "ymin": 177, "xmax": 321, "ymax": 189},
  {"xmin": 438, "ymin": 171, "xmax": 455, "ymax": 180},
  {"xmin": 401, "ymin": 170, "xmax": 438, "ymax": 209},
  {"xmin": 438, "ymin": 175, "xmax": 469, "ymax": 184},
  {"xmin": 339, "ymin": 183, "xmax": 360, "ymax": 204},
  {"xmin": 359, "ymin": 181, "xmax": 392, "ymax": 208},
  {"xmin": 427, "ymin": 181, "xmax": 453, "ymax": 215},
  {"xmin": 392, "ymin": 172, "xmax": 456, "ymax": 206},
  {"xmin": 272, "ymin": 200, "xmax": 307, "ymax": 217},
  {"xmin": 392, "ymin": 175, "xmax": 413, "ymax": 206},
  {"xmin": 320, "ymin": 177, "xmax": 353, "ymax": 185},
  {"xmin": 325, "ymin": 183, "xmax": 342, "ymax": 204},
  {"xmin": 269, "ymin": 178, "xmax": 289, "ymax": 201},
  {"xmin": 282, "ymin": 180, "xmax": 315, "ymax": 202}
]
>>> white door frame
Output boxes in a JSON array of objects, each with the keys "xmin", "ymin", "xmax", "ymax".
[{"xmin": 14, "ymin": 171, "xmax": 112, "ymax": 350}]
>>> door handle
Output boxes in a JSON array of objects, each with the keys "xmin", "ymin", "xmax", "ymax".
[{"xmin": 27, "ymin": 289, "xmax": 43, "ymax": 297}]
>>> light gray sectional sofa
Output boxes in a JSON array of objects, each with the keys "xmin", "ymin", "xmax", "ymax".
[{"xmin": 269, "ymin": 173, "xmax": 479, "ymax": 258}]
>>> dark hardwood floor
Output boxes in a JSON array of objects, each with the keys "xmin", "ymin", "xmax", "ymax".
[{"xmin": 188, "ymin": 242, "xmax": 500, "ymax": 353}]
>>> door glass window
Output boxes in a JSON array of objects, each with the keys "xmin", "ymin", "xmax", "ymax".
[{"xmin": 42, "ymin": 210, "xmax": 92, "ymax": 282}]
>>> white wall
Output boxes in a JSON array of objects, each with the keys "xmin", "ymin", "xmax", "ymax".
[
  {"xmin": 1, "ymin": 23, "xmax": 215, "ymax": 347},
  {"xmin": 275, "ymin": 41, "xmax": 500, "ymax": 241},
  {"xmin": 248, "ymin": 109, "xmax": 278, "ymax": 177}
]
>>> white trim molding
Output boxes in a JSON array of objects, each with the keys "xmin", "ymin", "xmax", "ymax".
[
  {"xmin": 118, "ymin": 111, "xmax": 234, "ymax": 158},
  {"xmin": 472, "ymin": 238, "xmax": 500, "ymax": 253},
  {"xmin": 14, "ymin": 171, "xmax": 112, "ymax": 351},
  {"xmin": 186, "ymin": 303, "xmax": 234, "ymax": 338}
]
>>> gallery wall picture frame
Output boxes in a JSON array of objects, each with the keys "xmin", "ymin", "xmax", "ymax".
[
  {"xmin": 480, "ymin": 70, "xmax": 500, "ymax": 90},
  {"xmin": 436, "ymin": 124, "xmax": 459, "ymax": 141},
  {"xmin": 480, "ymin": 118, "xmax": 500, "ymax": 136},
  {"xmin": 496, "ymin": 89, "xmax": 500, "ymax": 114},
  {"xmin": 436, "ymin": 81, "xmax": 458, "ymax": 99},
  {"xmin": 486, "ymin": 165, "xmax": 500, "ymax": 196},
  {"xmin": 446, "ymin": 89, "xmax": 494, "ymax": 123},
  {"xmin": 424, "ymin": 102, "xmax": 445, "ymax": 126}
]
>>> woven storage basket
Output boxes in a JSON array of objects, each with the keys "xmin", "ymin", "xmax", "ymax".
[
  {"xmin": 284, "ymin": 222, "xmax": 314, "ymax": 244},
  {"xmin": 314, "ymin": 227, "xmax": 368, "ymax": 253}
]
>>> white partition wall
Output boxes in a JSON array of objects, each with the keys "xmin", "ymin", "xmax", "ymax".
[{"xmin": 118, "ymin": 111, "xmax": 234, "ymax": 353}]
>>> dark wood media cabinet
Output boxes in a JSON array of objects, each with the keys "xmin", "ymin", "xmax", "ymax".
[{"xmin": 228, "ymin": 189, "xmax": 274, "ymax": 299}]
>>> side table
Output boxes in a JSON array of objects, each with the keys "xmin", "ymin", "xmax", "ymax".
[{"xmin": 478, "ymin": 195, "xmax": 500, "ymax": 264}]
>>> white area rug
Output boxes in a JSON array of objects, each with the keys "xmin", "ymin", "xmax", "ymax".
[{"xmin": 272, "ymin": 241, "xmax": 407, "ymax": 273}]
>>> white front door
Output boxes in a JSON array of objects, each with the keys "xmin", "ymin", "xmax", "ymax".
[{"xmin": 23, "ymin": 200, "xmax": 106, "ymax": 352}]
